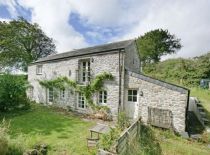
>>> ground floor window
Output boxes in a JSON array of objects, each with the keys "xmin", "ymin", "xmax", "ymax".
[
  {"xmin": 128, "ymin": 89, "xmax": 137, "ymax": 102},
  {"xmin": 60, "ymin": 88, "xmax": 65, "ymax": 100},
  {"xmin": 78, "ymin": 93, "xmax": 86, "ymax": 108},
  {"xmin": 48, "ymin": 88, "xmax": 54, "ymax": 102},
  {"xmin": 99, "ymin": 90, "xmax": 107, "ymax": 104},
  {"xmin": 28, "ymin": 87, "xmax": 34, "ymax": 100}
]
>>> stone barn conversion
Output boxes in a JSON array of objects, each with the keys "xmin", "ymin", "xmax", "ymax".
[{"xmin": 27, "ymin": 40, "xmax": 189, "ymax": 133}]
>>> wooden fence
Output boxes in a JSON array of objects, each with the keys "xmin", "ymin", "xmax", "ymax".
[{"xmin": 98, "ymin": 117, "xmax": 141, "ymax": 155}]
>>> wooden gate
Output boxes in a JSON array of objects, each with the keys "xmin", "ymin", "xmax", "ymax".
[{"xmin": 148, "ymin": 107, "xmax": 172, "ymax": 129}]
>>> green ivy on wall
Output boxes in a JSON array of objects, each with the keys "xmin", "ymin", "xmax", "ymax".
[{"xmin": 39, "ymin": 72, "xmax": 114, "ymax": 110}]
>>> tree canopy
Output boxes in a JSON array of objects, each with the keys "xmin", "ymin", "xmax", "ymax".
[
  {"xmin": 0, "ymin": 17, "xmax": 56, "ymax": 71},
  {"xmin": 136, "ymin": 29, "xmax": 182, "ymax": 64}
]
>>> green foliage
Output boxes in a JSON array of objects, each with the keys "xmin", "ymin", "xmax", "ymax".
[
  {"xmin": 136, "ymin": 29, "xmax": 181, "ymax": 64},
  {"xmin": 99, "ymin": 127, "xmax": 120, "ymax": 151},
  {"xmin": 144, "ymin": 54, "xmax": 210, "ymax": 86},
  {"xmin": 39, "ymin": 72, "xmax": 114, "ymax": 110},
  {"xmin": 99, "ymin": 111, "xmax": 130, "ymax": 151},
  {"xmin": 0, "ymin": 17, "xmax": 56, "ymax": 71},
  {"xmin": 0, "ymin": 74, "xmax": 30, "ymax": 112},
  {"xmin": 0, "ymin": 119, "xmax": 9, "ymax": 155},
  {"xmin": 117, "ymin": 111, "xmax": 130, "ymax": 131}
]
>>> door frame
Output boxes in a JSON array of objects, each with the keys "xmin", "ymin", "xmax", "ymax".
[{"xmin": 125, "ymin": 88, "xmax": 139, "ymax": 119}]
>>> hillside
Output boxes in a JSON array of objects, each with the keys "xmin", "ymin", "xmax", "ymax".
[{"xmin": 143, "ymin": 52, "xmax": 210, "ymax": 87}]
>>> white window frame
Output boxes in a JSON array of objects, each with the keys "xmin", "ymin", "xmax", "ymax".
[
  {"xmin": 36, "ymin": 65, "xmax": 43, "ymax": 75},
  {"xmin": 60, "ymin": 88, "xmax": 65, "ymax": 100},
  {"xmin": 78, "ymin": 92, "xmax": 86, "ymax": 109},
  {"xmin": 28, "ymin": 87, "xmax": 34, "ymax": 100},
  {"xmin": 48, "ymin": 88, "xmax": 54, "ymax": 103},
  {"xmin": 128, "ymin": 89, "xmax": 137, "ymax": 102},
  {"xmin": 80, "ymin": 60, "xmax": 90, "ymax": 83},
  {"xmin": 99, "ymin": 90, "xmax": 107, "ymax": 105}
]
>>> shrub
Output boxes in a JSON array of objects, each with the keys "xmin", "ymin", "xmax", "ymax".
[
  {"xmin": 0, "ymin": 74, "xmax": 30, "ymax": 112},
  {"xmin": 99, "ymin": 127, "xmax": 120, "ymax": 151},
  {"xmin": 117, "ymin": 111, "xmax": 130, "ymax": 131},
  {"xmin": 199, "ymin": 131, "xmax": 209, "ymax": 143}
]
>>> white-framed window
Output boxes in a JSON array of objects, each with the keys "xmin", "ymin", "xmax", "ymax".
[
  {"xmin": 60, "ymin": 88, "xmax": 65, "ymax": 100},
  {"xmin": 28, "ymin": 87, "xmax": 34, "ymax": 100},
  {"xmin": 80, "ymin": 60, "xmax": 90, "ymax": 82},
  {"xmin": 36, "ymin": 65, "xmax": 43, "ymax": 75},
  {"xmin": 128, "ymin": 89, "xmax": 137, "ymax": 102},
  {"xmin": 99, "ymin": 90, "xmax": 107, "ymax": 104},
  {"xmin": 78, "ymin": 92, "xmax": 86, "ymax": 109},
  {"xmin": 48, "ymin": 88, "xmax": 54, "ymax": 102}
]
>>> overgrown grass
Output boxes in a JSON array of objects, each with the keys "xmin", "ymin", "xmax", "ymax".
[
  {"xmin": 127, "ymin": 125, "xmax": 210, "ymax": 155},
  {"xmin": 0, "ymin": 104, "xmax": 96, "ymax": 155},
  {"xmin": 156, "ymin": 128, "xmax": 210, "ymax": 155}
]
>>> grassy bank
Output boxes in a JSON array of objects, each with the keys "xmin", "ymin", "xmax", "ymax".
[{"xmin": 0, "ymin": 104, "xmax": 96, "ymax": 155}]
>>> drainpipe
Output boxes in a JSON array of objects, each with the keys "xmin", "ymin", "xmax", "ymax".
[
  {"xmin": 118, "ymin": 50, "xmax": 121, "ymax": 114},
  {"xmin": 118, "ymin": 49, "xmax": 125, "ymax": 114}
]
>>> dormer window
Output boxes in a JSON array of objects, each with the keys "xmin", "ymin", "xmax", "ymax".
[{"xmin": 36, "ymin": 65, "xmax": 43, "ymax": 75}]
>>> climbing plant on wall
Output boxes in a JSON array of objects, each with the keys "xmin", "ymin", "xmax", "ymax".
[{"xmin": 39, "ymin": 72, "xmax": 114, "ymax": 110}]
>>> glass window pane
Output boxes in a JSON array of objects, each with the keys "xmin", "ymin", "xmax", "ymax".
[
  {"xmin": 133, "ymin": 96, "xmax": 137, "ymax": 102},
  {"xmin": 128, "ymin": 90, "xmax": 132, "ymax": 95},
  {"xmin": 128, "ymin": 96, "xmax": 132, "ymax": 101},
  {"xmin": 133, "ymin": 90, "xmax": 137, "ymax": 96},
  {"xmin": 104, "ymin": 91, "xmax": 107, "ymax": 96}
]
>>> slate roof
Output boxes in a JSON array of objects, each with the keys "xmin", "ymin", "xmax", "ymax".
[
  {"xmin": 33, "ymin": 39, "xmax": 134, "ymax": 64},
  {"xmin": 127, "ymin": 70, "xmax": 189, "ymax": 94}
]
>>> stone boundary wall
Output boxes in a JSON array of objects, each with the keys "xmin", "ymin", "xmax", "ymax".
[{"xmin": 98, "ymin": 117, "xmax": 141, "ymax": 155}]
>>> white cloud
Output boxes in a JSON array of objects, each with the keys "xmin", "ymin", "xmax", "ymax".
[
  {"xmin": 13, "ymin": 0, "xmax": 87, "ymax": 52},
  {"xmin": 70, "ymin": 0, "xmax": 148, "ymax": 27},
  {"xmin": 1, "ymin": 0, "xmax": 210, "ymax": 58},
  {"xmin": 0, "ymin": 18, "xmax": 10, "ymax": 22},
  {"xmin": 118, "ymin": 0, "xmax": 210, "ymax": 58}
]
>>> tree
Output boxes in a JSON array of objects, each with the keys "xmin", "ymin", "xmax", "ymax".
[
  {"xmin": 0, "ymin": 74, "xmax": 30, "ymax": 112},
  {"xmin": 0, "ymin": 17, "xmax": 56, "ymax": 71},
  {"xmin": 136, "ymin": 29, "xmax": 181, "ymax": 64}
]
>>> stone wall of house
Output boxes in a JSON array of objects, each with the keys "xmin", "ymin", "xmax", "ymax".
[
  {"xmin": 28, "ymin": 51, "xmax": 122, "ymax": 116},
  {"xmin": 125, "ymin": 72, "xmax": 189, "ymax": 133}
]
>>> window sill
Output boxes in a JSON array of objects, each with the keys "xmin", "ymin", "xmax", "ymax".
[{"xmin": 98, "ymin": 103, "xmax": 107, "ymax": 106}]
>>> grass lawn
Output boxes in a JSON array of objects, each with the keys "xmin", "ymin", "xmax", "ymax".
[{"xmin": 0, "ymin": 104, "xmax": 96, "ymax": 155}]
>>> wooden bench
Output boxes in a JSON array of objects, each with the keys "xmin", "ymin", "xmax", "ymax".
[{"xmin": 87, "ymin": 137, "xmax": 99, "ymax": 148}]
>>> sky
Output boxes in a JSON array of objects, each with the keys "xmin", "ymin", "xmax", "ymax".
[{"xmin": 0, "ymin": 0, "xmax": 210, "ymax": 59}]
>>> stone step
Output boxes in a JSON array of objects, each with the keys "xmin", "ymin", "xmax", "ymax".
[
  {"xmin": 196, "ymin": 103, "xmax": 203, "ymax": 107},
  {"xmin": 190, "ymin": 134, "xmax": 202, "ymax": 140},
  {"xmin": 202, "ymin": 118, "xmax": 209, "ymax": 123},
  {"xmin": 198, "ymin": 106, "xmax": 204, "ymax": 111},
  {"xmin": 199, "ymin": 111, "xmax": 206, "ymax": 116}
]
